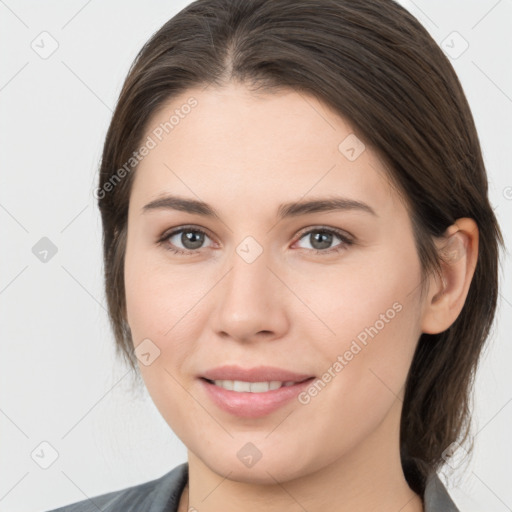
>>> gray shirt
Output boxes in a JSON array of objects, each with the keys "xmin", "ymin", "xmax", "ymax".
[{"xmin": 44, "ymin": 462, "xmax": 460, "ymax": 511}]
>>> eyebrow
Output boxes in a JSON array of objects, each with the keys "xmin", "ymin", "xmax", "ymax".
[{"xmin": 141, "ymin": 194, "xmax": 377, "ymax": 219}]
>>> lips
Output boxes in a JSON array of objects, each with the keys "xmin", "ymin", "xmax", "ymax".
[
  {"xmin": 200, "ymin": 365, "xmax": 314, "ymax": 383},
  {"xmin": 197, "ymin": 365, "xmax": 316, "ymax": 418},
  {"xmin": 199, "ymin": 376, "xmax": 316, "ymax": 418}
]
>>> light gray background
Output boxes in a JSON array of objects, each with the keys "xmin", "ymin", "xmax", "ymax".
[{"xmin": 0, "ymin": 1, "xmax": 510, "ymax": 511}]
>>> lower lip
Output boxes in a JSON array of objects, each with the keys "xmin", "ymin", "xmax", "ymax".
[{"xmin": 199, "ymin": 377, "xmax": 315, "ymax": 418}]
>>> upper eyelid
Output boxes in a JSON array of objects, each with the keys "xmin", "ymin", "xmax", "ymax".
[
  {"xmin": 163, "ymin": 225, "xmax": 214, "ymax": 242},
  {"xmin": 295, "ymin": 225, "xmax": 353, "ymax": 240}
]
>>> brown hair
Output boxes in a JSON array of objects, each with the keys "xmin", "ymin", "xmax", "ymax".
[{"xmin": 96, "ymin": 0, "xmax": 504, "ymax": 494}]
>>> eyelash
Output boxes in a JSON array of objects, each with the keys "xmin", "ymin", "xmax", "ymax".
[{"xmin": 157, "ymin": 225, "xmax": 354, "ymax": 256}]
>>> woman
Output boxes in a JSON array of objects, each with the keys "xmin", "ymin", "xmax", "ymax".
[{"xmin": 47, "ymin": 0, "xmax": 504, "ymax": 511}]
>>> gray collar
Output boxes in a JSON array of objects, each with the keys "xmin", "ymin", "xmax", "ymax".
[{"xmin": 424, "ymin": 471, "xmax": 460, "ymax": 511}]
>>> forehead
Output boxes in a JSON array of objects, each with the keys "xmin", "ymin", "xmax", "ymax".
[{"xmin": 130, "ymin": 83, "xmax": 401, "ymax": 219}]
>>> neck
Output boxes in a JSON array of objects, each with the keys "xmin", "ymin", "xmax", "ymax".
[{"xmin": 179, "ymin": 400, "xmax": 423, "ymax": 512}]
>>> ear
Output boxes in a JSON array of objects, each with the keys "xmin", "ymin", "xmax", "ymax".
[{"xmin": 420, "ymin": 218, "xmax": 479, "ymax": 334}]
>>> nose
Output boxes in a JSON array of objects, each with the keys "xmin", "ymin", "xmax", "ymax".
[{"xmin": 210, "ymin": 243, "xmax": 290, "ymax": 343}]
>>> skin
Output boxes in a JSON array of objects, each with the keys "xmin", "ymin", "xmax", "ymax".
[{"xmin": 123, "ymin": 82, "xmax": 478, "ymax": 512}]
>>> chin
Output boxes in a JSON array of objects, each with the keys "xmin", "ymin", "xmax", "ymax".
[{"xmin": 196, "ymin": 445, "xmax": 316, "ymax": 485}]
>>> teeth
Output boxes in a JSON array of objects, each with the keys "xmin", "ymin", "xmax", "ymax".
[{"xmin": 212, "ymin": 380, "xmax": 297, "ymax": 392}]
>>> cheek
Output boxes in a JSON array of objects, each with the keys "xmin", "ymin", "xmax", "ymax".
[
  {"xmin": 123, "ymin": 252, "xmax": 203, "ymax": 428},
  {"xmin": 300, "ymin": 247, "xmax": 423, "ymax": 401},
  {"xmin": 124, "ymin": 248, "xmax": 207, "ymax": 341},
  {"xmin": 295, "ymin": 248, "xmax": 421, "ymax": 348},
  {"xmin": 123, "ymin": 250, "xmax": 214, "ymax": 404},
  {"xmin": 291, "ymin": 268, "xmax": 422, "ymax": 462}
]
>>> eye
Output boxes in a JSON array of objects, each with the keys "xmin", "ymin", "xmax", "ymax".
[
  {"xmin": 158, "ymin": 225, "xmax": 354, "ymax": 256},
  {"xmin": 294, "ymin": 227, "xmax": 353, "ymax": 255},
  {"xmin": 158, "ymin": 226, "xmax": 214, "ymax": 255}
]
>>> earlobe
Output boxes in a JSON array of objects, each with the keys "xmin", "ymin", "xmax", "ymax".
[{"xmin": 420, "ymin": 218, "xmax": 479, "ymax": 335}]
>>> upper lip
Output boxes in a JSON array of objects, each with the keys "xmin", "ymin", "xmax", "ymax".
[{"xmin": 200, "ymin": 365, "xmax": 314, "ymax": 383}]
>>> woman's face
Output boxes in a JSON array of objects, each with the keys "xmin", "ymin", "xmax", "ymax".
[{"xmin": 124, "ymin": 82, "xmax": 428, "ymax": 483}]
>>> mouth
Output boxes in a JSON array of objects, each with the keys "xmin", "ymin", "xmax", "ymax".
[{"xmin": 198, "ymin": 376, "xmax": 316, "ymax": 418}]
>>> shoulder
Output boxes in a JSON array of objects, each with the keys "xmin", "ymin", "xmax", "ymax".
[{"xmin": 43, "ymin": 462, "xmax": 188, "ymax": 512}]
